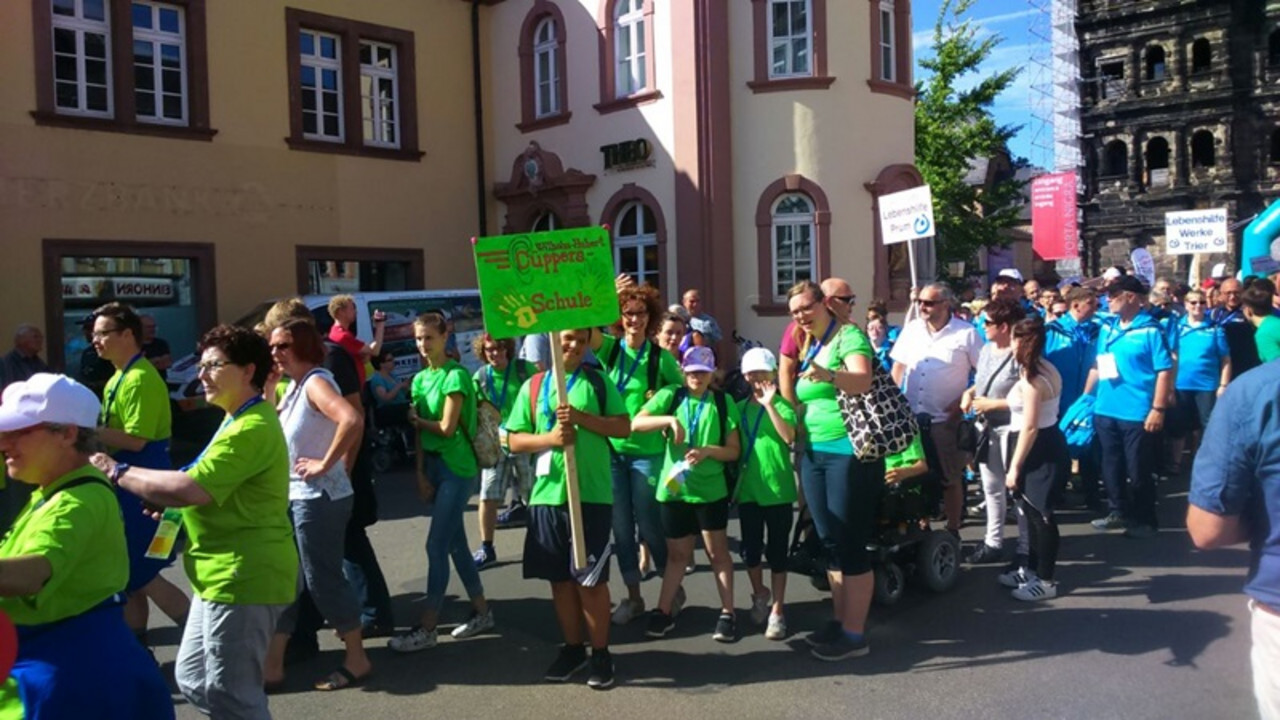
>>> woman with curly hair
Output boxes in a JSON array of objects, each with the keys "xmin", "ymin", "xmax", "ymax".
[{"xmin": 588, "ymin": 279, "xmax": 684, "ymax": 625}]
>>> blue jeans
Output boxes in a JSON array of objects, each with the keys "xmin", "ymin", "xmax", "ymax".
[
  {"xmin": 611, "ymin": 453, "xmax": 666, "ymax": 587},
  {"xmin": 1095, "ymin": 414, "xmax": 1158, "ymax": 528},
  {"xmin": 343, "ymin": 524, "xmax": 393, "ymax": 628},
  {"xmin": 800, "ymin": 448, "xmax": 884, "ymax": 576},
  {"xmin": 422, "ymin": 454, "xmax": 485, "ymax": 611}
]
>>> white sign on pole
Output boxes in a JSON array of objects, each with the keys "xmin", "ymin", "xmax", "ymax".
[
  {"xmin": 1165, "ymin": 208, "xmax": 1229, "ymax": 255},
  {"xmin": 879, "ymin": 186, "xmax": 936, "ymax": 245},
  {"xmin": 1131, "ymin": 248, "xmax": 1156, "ymax": 288}
]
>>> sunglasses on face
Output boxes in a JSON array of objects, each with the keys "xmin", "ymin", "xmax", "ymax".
[
  {"xmin": 830, "ymin": 295, "xmax": 857, "ymax": 305},
  {"xmin": 916, "ymin": 298, "xmax": 941, "ymax": 307}
]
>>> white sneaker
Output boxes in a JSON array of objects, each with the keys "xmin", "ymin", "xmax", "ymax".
[
  {"xmin": 671, "ymin": 585, "xmax": 687, "ymax": 617},
  {"xmin": 450, "ymin": 610, "xmax": 495, "ymax": 639},
  {"xmin": 749, "ymin": 591, "xmax": 773, "ymax": 625},
  {"xmin": 610, "ymin": 597, "xmax": 645, "ymax": 626},
  {"xmin": 764, "ymin": 612, "xmax": 787, "ymax": 640},
  {"xmin": 388, "ymin": 626, "xmax": 438, "ymax": 653},
  {"xmin": 997, "ymin": 566, "xmax": 1037, "ymax": 589},
  {"xmin": 1012, "ymin": 578, "xmax": 1058, "ymax": 602}
]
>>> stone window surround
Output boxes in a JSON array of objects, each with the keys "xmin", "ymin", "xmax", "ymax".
[
  {"xmin": 517, "ymin": 0, "xmax": 572, "ymax": 132},
  {"xmin": 284, "ymin": 8, "xmax": 423, "ymax": 162},
  {"xmin": 866, "ymin": 0, "xmax": 913, "ymax": 99},
  {"xmin": 747, "ymin": 0, "xmax": 836, "ymax": 93},
  {"xmin": 865, "ymin": 163, "xmax": 925, "ymax": 311},
  {"xmin": 601, "ymin": 183, "xmax": 669, "ymax": 292},
  {"xmin": 594, "ymin": 0, "xmax": 661, "ymax": 114},
  {"xmin": 30, "ymin": 0, "xmax": 215, "ymax": 140},
  {"xmin": 752, "ymin": 174, "xmax": 832, "ymax": 316}
]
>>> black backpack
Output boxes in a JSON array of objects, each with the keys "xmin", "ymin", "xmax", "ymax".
[
  {"xmin": 606, "ymin": 338, "xmax": 662, "ymax": 396},
  {"xmin": 665, "ymin": 387, "xmax": 738, "ymax": 498}
]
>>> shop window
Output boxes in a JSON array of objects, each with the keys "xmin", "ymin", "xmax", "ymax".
[
  {"xmin": 1190, "ymin": 130, "xmax": 1215, "ymax": 168},
  {"xmin": 1098, "ymin": 60, "xmax": 1125, "ymax": 100},
  {"xmin": 771, "ymin": 194, "xmax": 816, "ymax": 301},
  {"xmin": 1146, "ymin": 137, "xmax": 1171, "ymax": 187},
  {"xmin": 613, "ymin": 202, "xmax": 659, "ymax": 289},
  {"xmin": 33, "ymin": 0, "xmax": 213, "ymax": 139},
  {"xmin": 285, "ymin": 8, "xmax": 421, "ymax": 160},
  {"xmin": 518, "ymin": 2, "xmax": 570, "ymax": 131},
  {"xmin": 1101, "ymin": 139, "xmax": 1128, "ymax": 177},
  {"xmin": 1191, "ymin": 38, "xmax": 1211, "ymax": 74},
  {"xmin": 295, "ymin": 246, "xmax": 423, "ymax": 295},
  {"xmin": 532, "ymin": 211, "xmax": 561, "ymax": 232},
  {"xmin": 1144, "ymin": 45, "xmax": 1165, "ymax": 81}
]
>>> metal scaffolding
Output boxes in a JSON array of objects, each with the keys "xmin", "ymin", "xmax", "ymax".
[{"xmin": 1028, "ymin": 0, "xmax": 1081, "ymax": 173}]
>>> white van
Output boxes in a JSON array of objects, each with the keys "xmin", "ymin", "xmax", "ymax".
[{"xmin": 167, "ymin": 289, "xmax": 485, "ymax": 403}]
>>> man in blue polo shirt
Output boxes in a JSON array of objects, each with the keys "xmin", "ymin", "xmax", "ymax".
[
  {"xmin": 1188, "ymin": 360, "xmax": 1280, "ymax": 720},
  {"xmin": 1085, "ymin": 275, "xmax": 1173, "ymax": 539},
  {"xmin": 1166, "ymin": 288, "xmax": 1230, "ymax": 474}
]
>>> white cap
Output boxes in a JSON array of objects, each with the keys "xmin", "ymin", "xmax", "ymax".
[
  {"xmin": 740, "ymin": 347, "xmax": 778, "ymax": 375},
  {"xmin": 0, "ymin": 373, "xmax": 101, "ymax": 432},
  {"xmin": 997, "ymin": 268, "xmax": 1024, "ymax": 282},
  {"xmin": 1102, "ymin": 266, "xmax": 1124, "ymax": 281}
]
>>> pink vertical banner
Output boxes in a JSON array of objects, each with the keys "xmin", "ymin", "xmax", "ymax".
[{"xmin": 1031, "ymin": 172, "xmax": 1079, "ymax": 260}]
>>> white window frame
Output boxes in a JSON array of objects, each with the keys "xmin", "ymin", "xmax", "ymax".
[
  {"xmin": 532, "ymin": 211, "xmax": 560, "ymax": 232},
  {"xmin": 614, "ymin": 202, "xmax": 659, "ymax": 288},
  {"xmin": 359, "ymin": 40, "xmax": 399, "ymax": 148},
  {"xmin": 51, "ymin": 0, "xmax": 114, "ymax": 118},
  {"xmin": 131, "ymin": 1, "xmax": 187, "ymax": 125},
  {"xmin": 768, "ymin": 0, "xmax": 813, "ymax": 79},
  {"xmin": 533, "ymin": 17, "xmax": 560, "ymax": 118},
  {"xmin": 771, "ymin": 194, "xmax": 816, "ymax": 301},
  {"xmin": 879, "ymin": 0, "xmax": 896, "ymax": 83},
  {"xmin": 614, "ymin": 0, "xmax": 646, "ymax": 97},
  {"xmin": 300, "ymin": 29, "xmax": 344, "ymax": 142}
]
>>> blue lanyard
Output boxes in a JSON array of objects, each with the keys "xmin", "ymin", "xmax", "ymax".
[
  {"xmin": 799, "ymin": 322, "xmax": 836, "ymax": 373},
  {"xmin": 541, "ymin": 366, "xmax": 583, "ymax": 431},
  {"xmin": 740, "ymin": 401, "xmax": 767, "ymax": 468},
  {"xmin": 614, "ymin": 340, "xmax": 647, "ymax": 392},
  {"xmin": 487, "ymin": 362, "xmax": 514, "ymax": 409},
  {"xmin": 101, "ymin": 352, "xmax": 144, "ymax": 426},
  {"xmin": 182, "ymin": 395, "xmax": 265, "ymax": 471},
  {"xmin": 684, "ymin": 390, "xmax": 711, "ymax": 445}
]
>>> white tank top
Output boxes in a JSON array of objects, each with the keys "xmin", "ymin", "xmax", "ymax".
[
  {"xmin": 1007, "ymin": 365, "xmax": 1062, "ymax": 430},
  {"xmin": 278, "ymin": 368, "xmax": 354, "ymax": 502}
]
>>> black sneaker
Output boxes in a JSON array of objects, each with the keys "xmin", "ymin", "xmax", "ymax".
[
  {"xmin": 496, "ymin": 501, "xmax": 529, "ymax": 529},
  {"xmin": 645, "ymin": 609, "xmax": 675, "ymax": 638},
  {"xmin": 966, "ymin": 543, "xmax": 1003, "ymax": 565},
  {"xmin": 804, "ymin": 620, "xmax": 842, "ymax": 648},
  {"xmin": 712, "ymin": 612, "xmax": 737, "ymax": 643},
  {"xmin": 586, "ymin": 648, "xmax": 615, "ymax": 690},
  {"xmin": 811, "ymin": 632, "xmax": 870, "ymax": 661},
  {"xmin": 544, "ymin": 644, "xmax": 589, "ymax": 683}
]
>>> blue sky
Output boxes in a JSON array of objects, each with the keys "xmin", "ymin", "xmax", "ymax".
[{"xmin": 912, "ymin": 0, "xmax": 1045, "ymax": 166}]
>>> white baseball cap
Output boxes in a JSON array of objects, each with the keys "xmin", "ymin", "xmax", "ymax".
[
  {"xmin": 1102, "ymin": 266, "xmax": 1124, "ymax": 281},
  {"xmin": 740, "ymin": 347, "xmax": 778, "ymax": 375},
  {"xmin": 0, "ymin": 373, "xmax": 101, "ymax": 432},
  {"xmin": 997, "ymin": 268, "xmax": 1024, "ymax": 282}
]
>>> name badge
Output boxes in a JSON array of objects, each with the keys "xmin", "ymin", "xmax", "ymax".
[
  {"xmin": 1097, "ymin": 353, "xmax": 1119, "ymax": 381},
  {"xmin": 535, "ymin": 450, "xmax": 552, "ymax": 477}
]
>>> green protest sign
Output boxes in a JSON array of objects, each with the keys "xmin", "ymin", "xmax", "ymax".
[{"xmin": 473, "ymin": 227, "xmax": 620, "ymax": 340}]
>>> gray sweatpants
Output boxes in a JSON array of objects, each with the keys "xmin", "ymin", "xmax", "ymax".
[{"xmin": 176, "ymin": 597, "xmax": 287, "ymax": 720}]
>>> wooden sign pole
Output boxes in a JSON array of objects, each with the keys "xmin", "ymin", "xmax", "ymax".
[{"xmin": 548, "ymin": 330, "xmax": 589, "ymax": 570}]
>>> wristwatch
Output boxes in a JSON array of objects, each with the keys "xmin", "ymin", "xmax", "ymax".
[{"xmin": 110, "ymin": 462, "xmax": 131, "ymax": 484}]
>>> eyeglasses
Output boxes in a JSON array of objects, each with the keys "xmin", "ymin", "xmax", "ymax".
[
  {"xmin": 830, "ymin": 295, "xmax": 857, "ymax": 306},
  {"xmin": 916, "ymin": 298, "xmax": 941, "ymax": 307},
  {"xmin": 196, "ymin": 359, "xmax": 233, "ymax": 373},
  {"xmin": 789, "ymin": 299, "xmax": 821, "ymax": 317},
  {"xmin": 91, "ymin": 328, "xmax": 124, "ymax": 340},
  {"xmin": 268, "ymin": 342, "xmax": 292, "ymax": 353},
  {"xmin": 1185, "ymin": 300, "xmax": 1206, "ymax": 306}
]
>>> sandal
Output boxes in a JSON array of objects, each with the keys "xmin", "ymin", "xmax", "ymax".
[{"xmin": 314, "ymin": 666, "xmax": 370, "ymax": 692}]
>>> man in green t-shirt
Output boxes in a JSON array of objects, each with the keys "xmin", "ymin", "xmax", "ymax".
[
  {"xmin": 506, "ymin": 328, "xmax": 630, "ymax": 690},
  {"xmin": 633, "ymin": 346, "xmax": 741, "ymax": 643},
  {"xmin": 1244, "ymin": 281, "xmax": 1280, "ymax": 363}
]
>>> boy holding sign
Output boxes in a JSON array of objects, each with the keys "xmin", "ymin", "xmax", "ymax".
[{"xmin": 505, "ymin": 329, "xmax": 630, "ymax": 689}]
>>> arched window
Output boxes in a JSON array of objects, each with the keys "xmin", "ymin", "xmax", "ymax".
[
  {"xmin": 532, "ymin": 211, "xmax": 560, "ymax": 232},
  {"xmin": 614, "ymin": 0, "xmax": 647, "ymax": 97},
  {"xmin": 1270, "ymin": 30, "xmax": 1280, "ymax": 67},
  {"xmin": 1191, "ymin": 130, "xmax": 1215, "ymax": 168},
  {"xmin": 1191, "ymin": 38, "xmax": 1212, "ymax": 74},
  {"xmin": 1144, "ymin": 45, "xmax": 1165, "ymax": 81},
  {"xmin": 613, "ymin": 202, "xmax": 660, "ymax": 289},
  {"xmin": 533, "ymin": 17, "xmax": 559, "ymax": 118},
  {"xmin": 1102, "ymin": 140, "xmax": 1128, "ymax": 177},
  {"xmin": 771, "ymin": 194, "xmax": 816, "ymax": 300},
  {"xmin": 1146, "ymin": 136, "xmax": 1171, "ymax": 187},
  {"xmin": 1271, "ymin": 129, "xmax": 1280, "ymax": 164}
]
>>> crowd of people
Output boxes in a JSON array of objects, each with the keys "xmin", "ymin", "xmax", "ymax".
[{"xmin": 0, "ymin": 261, "xmax": 1278, "ymax": 718}]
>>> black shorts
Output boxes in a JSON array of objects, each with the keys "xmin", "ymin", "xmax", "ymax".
[
  {"xmin": 522, "ymin": 503, "xmax": 613, "ymax": 587},
  {"xmin": 659, "ymin": 498, "xmax": 730, "ymax": 539}
]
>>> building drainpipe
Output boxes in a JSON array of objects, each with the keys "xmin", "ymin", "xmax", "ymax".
[{"xmin": 470, "ymin": 0, "xmax": 488, "ymax": 237}]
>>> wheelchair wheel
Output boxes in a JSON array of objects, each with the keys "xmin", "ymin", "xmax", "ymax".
[
  {"xmin": 916, "ymin": 531, "xmax": 960, "ymax": 593},
  {"xmin": 371, "ymin": 446, "xmax": 395, "ymax": 474},
  {"xmin": 873, "ymin": 562, "xmax": 906, "ymax": 606}
]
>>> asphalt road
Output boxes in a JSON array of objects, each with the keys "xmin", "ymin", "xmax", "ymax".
[{"xmin": 154, "ymin": 465, "xmax": 1258, "ymax": 720}]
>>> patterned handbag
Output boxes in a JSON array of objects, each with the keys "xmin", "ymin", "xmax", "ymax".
[{"xmin": 837, "ymin": 361, "xmax": 919, "ymax": 461}]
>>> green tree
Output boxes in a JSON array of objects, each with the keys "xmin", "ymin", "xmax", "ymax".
[{"xmin": 915, "ymin": 0, "xmax": 1025, "ymax": 271}]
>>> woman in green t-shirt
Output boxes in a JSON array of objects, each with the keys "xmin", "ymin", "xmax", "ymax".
[
  {"xmin": 786, "ymin": 280, "xmax": 884, "ymax": 662},
  {"xmin": 389, "ymin": 313, "xmax": 492, "ymax": 653},
  {"xmin": 469, "ymin": 333, "xmax": 536, "ymax": 568},
  {"xmin": 588, "ymin": 279, "xmax": 684, "ymax": 625}
]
